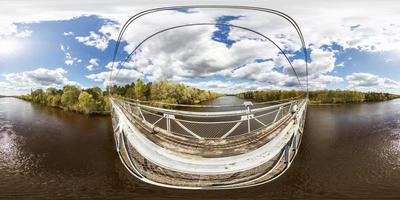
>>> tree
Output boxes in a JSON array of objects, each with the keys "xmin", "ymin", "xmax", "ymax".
[
  {"xmin": 46, "ymin": 87, "xmax": 58, "ymax": 96},
  {"xmin": 125, "ymin": 83, "xmax": 135, "ymax": 99},
  {"xmin": 103, "ymin": 96, "xmax": 110, "ymax": 112},
  {"xmin": 47, "ymin": 94, "xmax": 61, "ymax": 107},
  {"xmin": 86, "ymin": 87, "xmax": 102, "ymax": 100},
  {"xmin": 31, "ymin": 89, "xmax": 47, "ymax": 104},
  {"xmin": 78, "ymin": 91, "xmax": 97, "ymax": 114},
  {"xmin": 61, "ymin": 85, "xmax": 81, "ymax": 109},
  {"xmin": 86, "ymin": 86, "xmax": 104, "ymax": 110},
  {"xmin": 134, "ymin": 79, "xmax": 148, "ymax": 100}
]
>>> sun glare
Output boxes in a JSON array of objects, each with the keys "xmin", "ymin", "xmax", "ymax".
[{"xmin": 0, "ymin": 38, "xmax": 20, "ymax": 56}]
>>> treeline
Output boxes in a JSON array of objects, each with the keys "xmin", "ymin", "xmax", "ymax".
[
  {"xmin": 19, "ymin": 85, "xmax": 110, "ymax": 114},
  {"xmin": 237, "ymin": 90, "xmax": 400, "ymax": 104},
  {"xmin": 110, "ymin": 79, "xmax": 220, "ymax": 104},
  {"xmin": 19, "ymin": 80, "xmax": 220, "ymax": 114}
]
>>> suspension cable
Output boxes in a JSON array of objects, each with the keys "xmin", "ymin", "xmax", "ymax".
[
  {"xmin": 113, "ymin": 23, "xmax": 304, "ymax": 89},
  {"xmin": 109, "ymin": 5, "xmax": 309, "ymax": 98}
]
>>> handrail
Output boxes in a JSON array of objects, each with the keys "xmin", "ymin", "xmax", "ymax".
[
  {"xmin": 115, "ymin": 98, "xmax": 302, "ymax": 118},
  {"xmin": 118, "ymin": 95, "xmax": 305, "ymax": 108}
]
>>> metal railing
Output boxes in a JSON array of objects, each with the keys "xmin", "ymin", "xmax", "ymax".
[{"xmin": 113, "ymin": 97, "xmax": 304, "ymax": 139}]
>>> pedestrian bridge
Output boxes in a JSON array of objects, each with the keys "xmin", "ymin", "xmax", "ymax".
[
  {"xmin": 110, "ymin": 97, "xmax": 307, "ymax": 189},
  {"xmin": 108, "ymin": 5, "xmax": 310, "ymax": 189}
]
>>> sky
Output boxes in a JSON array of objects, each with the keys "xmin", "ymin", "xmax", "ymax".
[{"xmin": 0, "ymin": 0, "xmax": 400, "ymax": 95}]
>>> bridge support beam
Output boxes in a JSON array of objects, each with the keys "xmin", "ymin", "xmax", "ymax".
[{"xmin": 284, "ymin": 143, "xmax": 291, "ymax": 164}]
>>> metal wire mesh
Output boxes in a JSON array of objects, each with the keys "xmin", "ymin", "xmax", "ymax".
[{"xmin": 115, "ymin": 98, "xmax": 302, "ymax": 139}]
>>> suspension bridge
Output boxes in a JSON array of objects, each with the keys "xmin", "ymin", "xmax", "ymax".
[{"xmin": 109, "ymin": 6, "xmax": 309, "ymax": 189}]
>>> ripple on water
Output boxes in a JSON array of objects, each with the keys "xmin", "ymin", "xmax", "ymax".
[
  {"xmin": 0, "ymin": 119, "xmax": 42, "ymax": 175},
  {"xmin": 0, "ymin": 120, "xmax": 20, "ymax": 170}
]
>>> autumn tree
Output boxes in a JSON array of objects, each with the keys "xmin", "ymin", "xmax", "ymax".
[
  {"xmin": 61, "ymin": 85, "xmax": 81, "ymax": 109},
  {"xmin": 78, "ymin": 91, "xmax": 96, "ymax": 114}
]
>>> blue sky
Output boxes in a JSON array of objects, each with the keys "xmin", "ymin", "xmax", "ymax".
[{"xmin": 1, "ymin": 1, "xmax": 400, "ymax": 95}]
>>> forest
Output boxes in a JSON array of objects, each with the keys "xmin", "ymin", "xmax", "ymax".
[
  {"xmin": 110, "ymin": 80, "xmax": 220, "ymax": 104},
  {"xmin": 19, "ymin": 79, "xmax": 400, "ymax": 115},
  {"xmin": 19, "ymin": 80, "xmax": 220, "ymax": 114},
  {"xmin": 237, "ymin": 90, "xmax": 400, "ymax": 104}
]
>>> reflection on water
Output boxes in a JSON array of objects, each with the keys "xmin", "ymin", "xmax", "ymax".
[{"xmin": 0, "ymin": 97, "xmax": 399, "ymax": 199}]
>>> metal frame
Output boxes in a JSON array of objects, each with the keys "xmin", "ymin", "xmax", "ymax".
[
  {"xmin": 108, "ymin": 5, "xmax": 310, "ymax": 189},
  {"xmin": 111, "ymin": 97, "xmax": 308, "ymax": 189},
  {"xmin": 115, "ymin": 98, "xmax": 301, "ymax": 139}
]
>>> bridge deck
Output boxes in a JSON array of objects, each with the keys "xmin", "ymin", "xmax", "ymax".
[{"xmin": 111, "ymin": 98, "xmax": 307, "ymax": 189}]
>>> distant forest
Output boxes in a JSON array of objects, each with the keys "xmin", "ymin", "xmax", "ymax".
[
  {"xmin": 19, "ymin": 80, "xmax": 400, "ymax": 115},
  {"xmin": 19, "ymin": 80, "xmax": 220, "ymax": 114},
  {"xmin": 237, "ymin": 90, "xmax": 400, "ymax": 104}
]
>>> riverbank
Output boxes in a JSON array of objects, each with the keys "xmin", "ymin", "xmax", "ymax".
[
  {"xmin": 18, "ymin": 80, "xmax": 221, "ymax": 115},
  {"xmin": 2, "ymin": 95, "xmax": 400, "ymax": 199},
  {"xmin": 17, "ymin": 97, "xmax": 111, "ymax": 115},
  {"xmin": 237, "ymin": 90, "xmax": 400, "ymax": 105}
]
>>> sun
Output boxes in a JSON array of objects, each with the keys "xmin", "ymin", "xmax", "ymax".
[{"xmin": 0, "ymin": 38, "xmax": 21, "ymax": 56}]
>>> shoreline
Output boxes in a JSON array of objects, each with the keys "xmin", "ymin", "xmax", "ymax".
[
  {"xmin": 14, "ymin": 95, "xmax": 222, "ymax": 116},
  {"xmin": 14, "ymin": 97, "xmax": 111, "ymax": 116},
  {"xmin": 10, "ymin": 95, "xmax": 399, "ymax": 116}
]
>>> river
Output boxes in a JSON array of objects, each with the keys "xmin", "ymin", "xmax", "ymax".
[{"xmin": 0, "ymin": 96, "xmax": 399, "ymax": 199}]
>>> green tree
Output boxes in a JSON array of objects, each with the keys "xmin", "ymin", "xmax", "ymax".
[
  {"xmin": 103, "ymin": 96, "xmax": 110, "ymax": 112},
  {"xmin": 134, "ymin": 79, "xmax": 148, "ymax": 100},
  {"xmin": 78, "ymin": 91, "xmax": 96, "ymax": 114},
  {"xmin": 46, "ymin": 87, "xmax": 58, "ymax": 96},
  {"xmin": 47, "ymin": 94, "xmax": 61, "ymax": 107},
  {"xmin": 61, "ymin": 85, "xmax": 81, "ymax": 110},
  {"xmin": 31, "ymin": 89, "xmax": 47, "ymax": 104}
]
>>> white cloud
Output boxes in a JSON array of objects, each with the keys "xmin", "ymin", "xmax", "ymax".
[
  {"xmin": 15, "ymin": 29, "xmax": 32, "ymax": 38},
  {"xmin": 0, "ymin": 23, "xmax": 32, "ymax": 38},
  {"xmin": 63, "ymin": 31, "xmax": 74, "ymax": 36},
  {"xmin": 2, "ymin": 1, "xmax": 400, "ymax": 93},
  {"xmin": 86, "ymin": 58, "xmax": 100, "ymax": 71},
  {"xmin": 182, "ymin": 80, "xmax": 287, "ymax": 94},
  {"xmin": 384, "ymin": 58, "xmax": 393, "ymax": 63},
  {"xmin": 86, "ymin": 65, "xmax": 94, "ymax": 71},
  {"xmin": 336, "ymin": 62, "xmax": 344, "ymax": 67},
  {"xmin": 346, "ymin": 72, "xmax": 400, "ymax": 93},
  {"xmin": 2, "ymin": 67, "xmax": 79, "ymax": 95},
  {"xmin": 2, "ymin": 0, "xmax": 400, "ymax": 54},
  {"xmin": 285, "ymin": 48, "xmax": 336, "ymax": 77},
  {"xmin": 65, "ymin": 59, "xmax": 74, "ymax": 65},
  {"xmin": 347, "ymin": 73, "xmax": 381, "ymax": 87},
  {"xmin": 60, "ymin": 44, "xmax": 80, "ymax": 65},
  {"xmin": 99, "ymin": 22, "xmax": 119, "ymax": 41},
  {"xmin": 74, "ymin": 22, "xmax": 119, "ymax": 51},
  {"xmin": 89, "ymin": 58, "xmax": 99, "ymax": 66},
  {"xmin": 104, "ymin": 61, "xmax": 120, "ymax": 70},
  {"xmin": 308, "ymin": 74, "xmax": 344, "ymax": 90},
  {"xmin": 86, "ymin": 69, "xmax": 143, "ymax": 86},
  {"xmin": 110, "ymin": 8, "xmax": 349, "ymax": 92},
  {"xmin": 75, "ymin": 31, "xmax": 109, "ymax": 51}
]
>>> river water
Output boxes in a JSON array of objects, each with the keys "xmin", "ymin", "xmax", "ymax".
[{"xmin": 0, "ymin": 97, "xmax": 399, "ymax": 199}]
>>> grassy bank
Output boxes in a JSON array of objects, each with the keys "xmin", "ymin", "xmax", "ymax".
[
  {"xmin": 237, "ymin": 90, "xmax": 400, "ymax": 105},
  {"xmin": 18, "ymin": 80, "xmax": 220, "ymax": 115}
]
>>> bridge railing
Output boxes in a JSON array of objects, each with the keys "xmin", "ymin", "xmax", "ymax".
[{"xmin": 113, "ymin": 98, "xmax": 305, "ymax": 139}]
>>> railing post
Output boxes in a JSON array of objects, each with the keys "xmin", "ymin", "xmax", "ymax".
[
  {"xmin": 273, "ymin": 106, "xmax": 282, "ymax": 123},
  {"xmin": 293, "ymin": 132, "xmax": 298, "ymax": 150},
  {"xmin": 288, "ymin": 100, "xmax": 293, "ymax": 115},
  {"xmin": 284, "ymin": 143, "xmax": 291, "ymax": 163},
  {"xmin": 166, "ymin": 114, "xmax": 170, "ymax": 132},
  {"xmin": 164, "ymin": 114, "xmax": 175, "ymax": 133},
  {"xmin": 243, "ymin": 101, "xmax": 253, "ymax": 133},
  {"xmin": 247, "ymin": 110, "xmax": 251, "ymax": 133}
]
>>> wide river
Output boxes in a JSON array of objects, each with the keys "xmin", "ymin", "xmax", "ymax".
[{"xmin": 0, "ymin": 97, "xmax": 399, "ymax": 199}]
